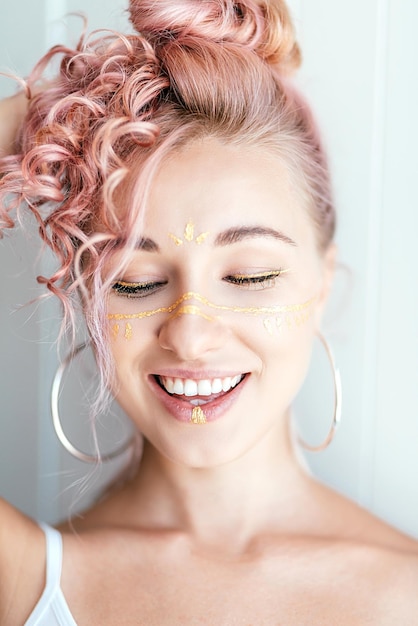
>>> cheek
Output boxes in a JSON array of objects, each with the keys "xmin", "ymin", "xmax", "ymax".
[
  {"xmin": 107, "ymin": 327, "xmax": 150, "ymax": 397},
  {"xmin": 253, "ymin": 310, "xmax": 316, "ymax": 403}
]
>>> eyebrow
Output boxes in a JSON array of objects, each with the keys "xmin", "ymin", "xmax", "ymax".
[
  {"xmin": 214, "ymin": 226, "xmax": 297, "ymax": 247},
  {"xmin": 113, "ymin": 236, "xmax": 159, "ymax": 252},
  {"xmin": 117, "ymin": 226, "xmax": 295, "ymax": 252}
]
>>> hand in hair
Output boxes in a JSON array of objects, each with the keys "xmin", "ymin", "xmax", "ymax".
[
  {"xmin": 0, "ymin": 91, "xmax": 28, "ymax": 156},
  {"xmin": 0, "ymin": 81, "xmax": 52, "ymax": 157}
]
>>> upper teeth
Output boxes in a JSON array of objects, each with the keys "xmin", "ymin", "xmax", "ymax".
[{"xmin": 160, "ymin": 375, "xmax": 243, "ymax": 397}]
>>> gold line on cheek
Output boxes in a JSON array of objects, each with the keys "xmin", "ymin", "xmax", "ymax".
[
  {"xmin": 171, "ymin": 305, "xmax": 215, "ymax": 322},
  {"xmin": 108, "ymin": 295, "xmax": 316, "ymax": 340},
  {"xmin": 107, "ymin": 292, "xmax": 318, "ymax": 321}
]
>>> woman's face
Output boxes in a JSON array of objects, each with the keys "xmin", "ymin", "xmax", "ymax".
[{"xmin": 106, "ymin": 137, "xmax": 334, "ymax": 467}]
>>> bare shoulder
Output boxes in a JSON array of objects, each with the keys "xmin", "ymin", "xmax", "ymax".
[
  {"xmin": 309, "ymin": 477, "xmax": 418, "ymax": 553},
  {"xmin": 366, "ymin": 541, "xmax": 418, "ymax": 588},
  {"xmin": 0, "ymin": 498, "xmax": 46, "ymax": 626},
  {"xmin": 303, "ymin": 479, "xmax": 418, "ymax": 620},
  {"xmin": 357, "ymin": 542, "xmax": 418, "ymax": 623},
  {"xmin": 0, "ymin": 497, "xmax": 39, "ymax": 575}
]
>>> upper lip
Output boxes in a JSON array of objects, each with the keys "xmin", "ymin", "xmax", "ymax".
[{"xmin": 151, "ymin": 368, "xmax": 247, "ymax": 380}]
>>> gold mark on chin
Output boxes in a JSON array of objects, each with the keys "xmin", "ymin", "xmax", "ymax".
[{"xmin": 191, "ymin": 406, "xmax": 207, "ymax": 424}]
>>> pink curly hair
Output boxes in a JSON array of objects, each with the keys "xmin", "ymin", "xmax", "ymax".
[{"xmin": 0, "ymin": 0, "xmax": 335, "ymax": 428}]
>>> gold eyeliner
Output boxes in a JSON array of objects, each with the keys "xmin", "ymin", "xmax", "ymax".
[
  {"xmin": 115, "ymin": 280, "xmax": 153, "ymax": 288},
  {"xmin": 229, "ymin": 269, "xmax": 290, "ymax": 280}
]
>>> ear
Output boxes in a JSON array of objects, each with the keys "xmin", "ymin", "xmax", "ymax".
[{"xmin": 313, "ymin": 242, "xmax": 337, "ymax": 330}]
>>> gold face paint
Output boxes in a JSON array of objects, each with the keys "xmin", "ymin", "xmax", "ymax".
[
  {"xmin": 171, "ymin": 305, "xmax": 215, "ymax": 322},
  {"xmin": 230, "ymin": 269, "xmax": 290, "ymax": 281},
  {"xmin": 108, "ymin": 291, "xmax": 316, "ymax": 321},
  {"xmin": 184, "ymin": 222, "xmax": 194, "ymax": 242},
  {"xmin": 168, "ymin": 234, "xmax": 183, "ymax": 247},
  {"xmin": 191, "ymin": 406, "xmax": 207, "ymax": 424},
  {"xmin": 168, "ymin": 222, "xmax": 210, "ymax": 246},
  {"xmin": 263, "ymin": 319, "xmax": 274, "ymax": 336},
  {"xmin": 195, "ymin": 232, "xmax": 210, "ymax": 245},
  {"xmin": 108, "ymin": 291, "xmax": 315, "ymax": 340}
]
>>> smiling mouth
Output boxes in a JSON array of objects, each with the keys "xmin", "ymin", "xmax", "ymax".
[{"xmin": 155, "ymin": 374, "xmax": 246, "ymax": 406}]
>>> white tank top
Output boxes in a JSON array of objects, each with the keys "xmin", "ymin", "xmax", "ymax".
[{"xmin": 24, "ymin": 524, "xmax": 78, "ymax": 626}]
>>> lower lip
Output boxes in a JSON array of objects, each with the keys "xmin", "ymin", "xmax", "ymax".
[{"xmin": 148, "ymin": 375, "xmax": 248, "ymax": 424}]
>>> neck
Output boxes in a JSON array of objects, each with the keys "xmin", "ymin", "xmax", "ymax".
[{"xmin": 123, "ymin": 417, "xmax": 309, "ymax": 550}]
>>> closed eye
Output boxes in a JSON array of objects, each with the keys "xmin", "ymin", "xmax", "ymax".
[
  {"xmin": 112, "ymin": 269, "xmax": 289, "ymax": 297},
  {"xmin": 223, "ymin": 269, "xmax": 289, "ymax": 290},
  {"xmin": 112, "ymin": 280, "xmax": 167, "ymax": 298}
]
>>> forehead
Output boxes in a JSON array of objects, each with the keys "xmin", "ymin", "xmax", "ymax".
[
  {"xmin": 149, "ymin": 138, "xmax": 305, "ymax": 229},
  {"xmin": 125, "ymin": 137, "xmax": 316, "ymax": 251}
]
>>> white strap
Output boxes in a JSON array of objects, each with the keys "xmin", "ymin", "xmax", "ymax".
[
  {"xmin": 24, "ymin": 523, "xmax": 65, "ymax": 625},
  {"xmin": 39, "ymin": 522, "xmax": 63, "ymax": 592}
]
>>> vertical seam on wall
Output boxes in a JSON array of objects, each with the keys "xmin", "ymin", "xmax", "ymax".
[{"xmin": 358, "ymin": 0, "xmax": 390, "ymax": 507}]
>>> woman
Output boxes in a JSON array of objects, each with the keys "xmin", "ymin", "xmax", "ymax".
[{"xmin": 1, "ymin": 0, "xmax": 417, "ymax": 623}]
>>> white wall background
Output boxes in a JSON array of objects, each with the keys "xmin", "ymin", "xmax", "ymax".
[{"xmin": 0, "ymin": 0, "xmax": 417, "ymax": 537}]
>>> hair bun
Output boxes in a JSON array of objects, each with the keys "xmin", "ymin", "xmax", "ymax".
[{"xmin": 129, "ymin": 0, "xmax": 301, "ymax": 73}]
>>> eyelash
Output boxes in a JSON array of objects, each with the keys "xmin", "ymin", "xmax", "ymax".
[
  {"xmin": 112, "ymin": 270, "xmax": 286, "ymax": 298},
  {"xmin": 224, "ymin": 270, "xmax": 284, "ymax": 289},
  {"xmin": 111, "ymin": 280, "xmax": 167, "ymax": 298}
]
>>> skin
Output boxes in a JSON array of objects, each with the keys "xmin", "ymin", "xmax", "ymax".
[
  {"xmin": 1, "ymin": 138, "xmax": 418, "ymax": 625},
  {"xmin": 0, "ymin": 92, "xmax": 29, "ymax": 156}
]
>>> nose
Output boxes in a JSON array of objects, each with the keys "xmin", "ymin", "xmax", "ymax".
[{"xmin": 158, "ymin": 303, "xmax": 228, "ymax": 360}]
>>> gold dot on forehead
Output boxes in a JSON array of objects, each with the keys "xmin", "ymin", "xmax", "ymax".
[
  {"xmin": 191, "ymin": 406, "xmax": 207, "ymax": 424},
  {"xmin": 168, "ymin": 222, "xmax": 210, "ymax": 246}
]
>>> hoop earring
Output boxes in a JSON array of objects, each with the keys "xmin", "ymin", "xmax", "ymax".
[
  {"xmin": 51, "ymin": 342, "xmax": 134, "ymax": 463},
  {"xmin": 298, "ymin": 332, "xmax": 342, "ymax": 453}
]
